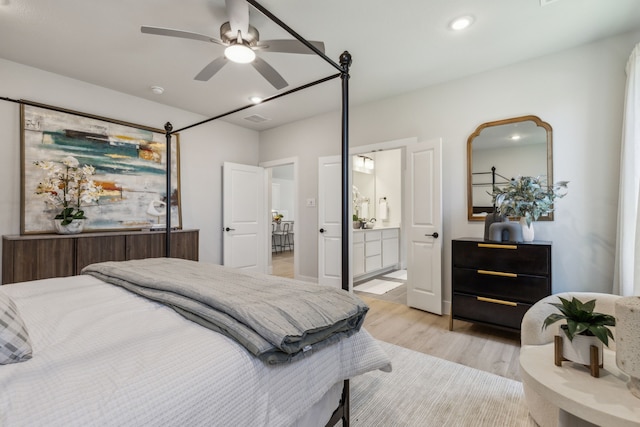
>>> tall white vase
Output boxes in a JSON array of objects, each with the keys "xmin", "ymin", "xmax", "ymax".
[
  {"xmin": 616, "ymin": 296, "xmax": 640, "ymax": 399},
  {"xmin": 519, "ymin": 217, "xmax": 534, "ymax": 242}
]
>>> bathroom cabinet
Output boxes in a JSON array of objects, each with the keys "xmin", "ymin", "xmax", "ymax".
[{"xmin": 353, "ymin": 227, "xmax": 399, "ymax": 280}]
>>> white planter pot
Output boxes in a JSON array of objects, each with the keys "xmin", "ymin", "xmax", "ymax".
[
  {"xmin": 519, "ymin": 217, "xmax": 534, "ymax": 242},
  {"xmin": 53, "ymin": 219, "xmax": 85, "ymax": 234},
  {"xmin": 561, "ymin": 329, "xmax": 603, "ymax": 366}
]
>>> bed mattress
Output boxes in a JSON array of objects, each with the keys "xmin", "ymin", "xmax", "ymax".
[{"xmin": 0, "ymin": 275, "xmax": 390, "ymax": 426}]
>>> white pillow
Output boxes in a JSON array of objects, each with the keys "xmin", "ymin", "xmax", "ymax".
[{"xmin": 0, "ymin": 292, "xmax": 33, "ymax": 364}]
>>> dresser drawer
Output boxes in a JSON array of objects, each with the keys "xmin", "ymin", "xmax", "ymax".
[
  {"xmin": 452, "ymin": 293, "xmax": 531, "ymax": 330},
  {"xmin": 452, "ymin": 268, "xmax": 550, "ymax": 304},
  {"xmin": 452, "ymin": 240, "xmax": 550, "ymax": 276}
]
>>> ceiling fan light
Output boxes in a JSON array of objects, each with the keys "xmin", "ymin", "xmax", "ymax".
[
  {"xmin": 449, "ymin": 15, "xmax": 474, "ymax": 31},
  {"xmin": 225, "ymin": 44, "xmax": 256, "ymax": 64}
]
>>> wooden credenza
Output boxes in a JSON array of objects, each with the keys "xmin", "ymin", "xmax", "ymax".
[
  {"xmin": 2, "ymin": 229, "xmax": 199, "ymax": 285},
  {"xmin": 451, "ymin": 238, "xmax": 551, "ymax": 331}
]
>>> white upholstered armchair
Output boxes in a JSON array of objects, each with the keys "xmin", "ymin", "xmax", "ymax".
[{"xmin": 520, "ymin": 292, "xmax": 621, "ymax": 427}]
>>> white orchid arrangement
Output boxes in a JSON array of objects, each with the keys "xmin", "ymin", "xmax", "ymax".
[{"xmin": 34, "ymin": 156, "xmax": 102, "ymax": 226}]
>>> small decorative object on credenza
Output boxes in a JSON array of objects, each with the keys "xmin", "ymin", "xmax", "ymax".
[
  {"xmin": 543, "ymin": 296, "xmax": 616, "ymax": 378},
  {"xmin": 34, "ymin": 156, "xmax": 102, "ymax": 234},
  {"xmin": 615, "ymin": 296, "xmax": 640, "ymax": 399},
  {"xmin": 491, "ymin": 176, "xmax": 568, "ymax": 242}
]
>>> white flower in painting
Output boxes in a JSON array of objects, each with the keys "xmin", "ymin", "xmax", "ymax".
[{"xmin": 61, "ymin": 156, "xmax": 79, "ymax": 168}]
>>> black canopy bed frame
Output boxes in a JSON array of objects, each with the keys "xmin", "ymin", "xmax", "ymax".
[{"xmin": 2, "ymin": 1, "xmax": 353, "ymax": 425}]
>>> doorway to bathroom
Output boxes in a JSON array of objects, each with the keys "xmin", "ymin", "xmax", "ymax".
[
  {"xmin": 352, "ymin": 147, "xmax": 407, "ymax": 304},
  {"xmin": 349, "ymin": 137, "xmax": 443, "ymax": 315}
]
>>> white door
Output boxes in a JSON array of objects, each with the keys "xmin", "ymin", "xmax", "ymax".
[
  {"xmin": 222, "ymin": 162, "xmax": 266, "ymax": 272},
  {"xmin": 318, "ymin": 155, "xmax": 343, "ymax": 288},
  {"xmin": 405, "ymin": 139, "xmax": 443, "ymax": 314}
]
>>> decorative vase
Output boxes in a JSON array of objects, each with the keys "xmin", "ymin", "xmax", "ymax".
[
  {"xmin": 519, "ymin": 217, "xmax": 534, "ymax": 242},
  {"xmin": 615, "ymin": 296, "xmax": 640, "ymax": 399},
  {"xmin": 53, "ymin": 219, "xmax": 85, "ymax": 235},
  {"xmin": 560, "ymin": 325, "xmax": 603, "ymax": 365}
]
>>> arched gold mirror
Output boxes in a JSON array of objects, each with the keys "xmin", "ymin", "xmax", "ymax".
[{"xmin": 467, "ymin": 115, "xmax": 553, "ymax": 221}]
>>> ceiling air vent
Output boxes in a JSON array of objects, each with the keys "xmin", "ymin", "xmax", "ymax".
[{"xmin": 244, "ymin": 114, "xmax": 270, "ymax": 123}]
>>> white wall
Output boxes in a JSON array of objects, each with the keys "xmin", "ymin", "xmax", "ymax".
[
  {"xmin": 0, "ymin": 58, "xmax": 260, "ymax": 265},
  {"xmin": 272, "ymin": 178, "xmax": 295, "ymax": 220},
  {"xmin": 374, "ymin": 149, "xmax": 402, "ymax": 227},
  {"xmin": 259, "ymin": 30, "xmax": 640, "ymax": 307}
]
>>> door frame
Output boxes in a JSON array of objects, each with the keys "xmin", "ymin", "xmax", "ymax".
[
  {"xmin": 260, "ymin": 157, "xmax": 299, "ymax": 279},
  {"xmin": 349, "ymin": 137, "xmax": 418, "ymax": 276}
]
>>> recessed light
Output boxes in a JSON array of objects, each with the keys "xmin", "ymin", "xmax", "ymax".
[
  {"xmin": 449, "ymin": 15, "xmax": 474, "ymax": 31},
  {"xmin": 249, "ymin": 96, "xmax": 263, "ymax": 104},
  {"xmin": 511, "ymin": 135, "xmax": 521, "ymax": 141},
  {"xmin": 150, "ymin": 86, "xmax": 164, "ymax": 95}
]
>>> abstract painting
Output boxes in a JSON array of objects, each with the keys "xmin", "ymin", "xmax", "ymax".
[{"xmin": 21, "ymin": 102, "xmax": 181, "ymax": 234}]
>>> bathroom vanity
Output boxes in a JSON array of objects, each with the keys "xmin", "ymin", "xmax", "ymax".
[{"xmin": 353, "ymin": 227, "xmax": 400, "ymax": 280}]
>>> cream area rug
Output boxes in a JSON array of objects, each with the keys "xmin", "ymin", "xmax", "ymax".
[
  {"xmin": 354, "ymin": 279, "xmax": 404, "ymax": 295},
  {"xmin": 351, "ymin": 341, "xmax": 536, "ymax": 426}
]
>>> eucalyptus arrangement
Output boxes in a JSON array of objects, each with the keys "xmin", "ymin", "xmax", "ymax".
[
  {"xmin": 491, "ymin": 175, "xmax": 569, "ymax": 226},
  {"xmin": 542, "ymin": 296, "xmax": 616, "ymax": 346},
  {"xmin": 34, "ymin": 156, "xmax": 102, "ymax": 226}
]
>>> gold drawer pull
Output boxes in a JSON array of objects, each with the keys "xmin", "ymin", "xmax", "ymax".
[
  {"xmin": 477, "ymin": 296, "xmax": 518, "ymax": 307},
  {"xmin": 477, "ymin": 269, "xmax": 517, "ymax": 278},
  {"xmin": 478, "ymin": 243, "xmax": 518, "ymax": 250}
]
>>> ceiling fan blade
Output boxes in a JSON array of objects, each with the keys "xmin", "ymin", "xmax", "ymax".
[
  {"xmin": 141, "ymin": 26, "xmax": 224, "ymax": 46},
  {"xmin": 256, "ymin": 39, "xmax": 325, "ymax": 55},
  {"xmin": 194, "ymin": 57, "xmax": 228, "ymax": 81},
  {"xmin": 251, "ymin": 57, "xmax": 287, "ymax": 90},
  {"xmin": 225, "ymin": 0, "xmax": 249, "ymax": 38}
]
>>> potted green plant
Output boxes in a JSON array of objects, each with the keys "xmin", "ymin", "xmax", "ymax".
[
  {"xmin": 352, "ymin": 214, "xmax": 362, "ymax": 230},
  {"xmin": 491, "ymin": 175, "xmax": 568, "ymax": 241},
  {"xmin": 543, "ymin": 296, "xmax": 615, "ymax": 365}
]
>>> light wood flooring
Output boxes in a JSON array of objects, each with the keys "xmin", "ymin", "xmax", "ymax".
[
  {"xmin": 272, "ymin": 250, "xmax": 294, "ymax": 278},
  {"xmin": 271, "ymin": 257, "xmax": 522, "ymax": 381},
  {"xmin": 360, "ymin": 295, "xmax": 522, "ymax": 381}
]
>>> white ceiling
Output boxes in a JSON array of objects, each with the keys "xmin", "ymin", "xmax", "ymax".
[{"xmin": 1, "ymin": 0, "xmax": 639, "ymax": 131}]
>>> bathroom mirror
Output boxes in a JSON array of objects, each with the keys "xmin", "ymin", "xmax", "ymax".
[{"xmin": 467, "ymin": 115, "xmax": 553, "ymax": 221}]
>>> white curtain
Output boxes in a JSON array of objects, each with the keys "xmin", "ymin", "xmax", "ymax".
[{"xmin": 614, "ymin": 43, "xmax": 640, "ymax": 296}]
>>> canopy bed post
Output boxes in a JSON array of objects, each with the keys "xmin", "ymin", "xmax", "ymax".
[
  {"xmin": 164, "ymin": 121, "xmax": 173, "ymax": 257},
  {"xmin": 340, "ymin": 51, "xmax": 352, "ymax": 293}
]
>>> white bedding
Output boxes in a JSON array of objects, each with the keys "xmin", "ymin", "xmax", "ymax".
[{"xmin": 0, "ymin": 275, "xmax": 391, "ymax": 426}]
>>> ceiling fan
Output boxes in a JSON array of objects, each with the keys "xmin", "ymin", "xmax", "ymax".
[{"xmin": 141, "ymin": 0, "xmax": 325, "ymax": 90}]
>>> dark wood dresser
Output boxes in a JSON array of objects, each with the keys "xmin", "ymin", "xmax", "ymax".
[
  {"xmin": 2, "ymin": 229, "xmax": 199, "ymax": 285},
  {"xmin": 451, "ymin": 238, "xmax": 551, "ymax": 332}
]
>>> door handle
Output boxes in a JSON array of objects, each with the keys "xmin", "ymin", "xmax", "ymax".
[
  {"xmin": 319, "ymin": 228, "xmax": 325, "ymax": 233},
  {"xmin": 224, "ymin": 227, "xmax": 235, "ymax": 232},
  {"xmin": 426, "ymin": 232, "xmax": 439, "ymax": 238}
]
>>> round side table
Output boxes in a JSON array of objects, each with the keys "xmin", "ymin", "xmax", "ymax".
[{"xmin": 520, "ymin": 343, "xmax": 640, "ymax": 427}]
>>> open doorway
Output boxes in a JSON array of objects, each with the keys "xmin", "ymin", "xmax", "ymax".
[
  {"xmin": 351, "ymin": 148, "xmax": 407, "ymax": 304},
  {"xmin": 261, "ymin": 157, "xmax": 298, "ymax": 280}
]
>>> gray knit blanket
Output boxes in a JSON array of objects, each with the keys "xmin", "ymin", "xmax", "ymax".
[{"xmin": 82, "ymin": 258, "xmax": 368, "ymax": 364}]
